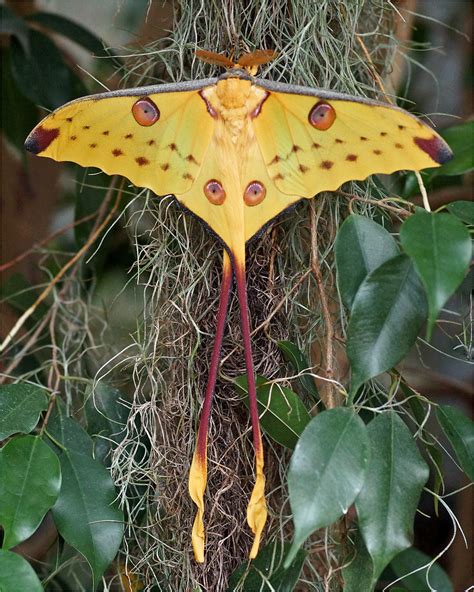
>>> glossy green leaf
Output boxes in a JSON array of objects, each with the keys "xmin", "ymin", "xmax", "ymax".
[
  {"xmin": 85, "ymin": 382, "xmax": 128, "ymax": 463},
  {"xmin": 10, "ymin": 29, "xmax": 86, "ymax": 110},
  {"xmin": 437, "ymin": 121, "xmax": 473, "ymax": 176},
  {"xmin": 356, "ymin": 412, "xmax": 429, "ymax": 581},
  {"xmin": 0, "ymin": 549, "xmax": 43, "ymax": 592},
  {"xmin": 227, "ymin": 541, "xmax": 306, "ymax": 591},
  {"xmin": 52, "ymin": 450, "xmax": 123, "ymax": 590},
  {"xmin": 335, "ymin": 214, "xmax": 399, "ymax": 309},
  {"xmin": 0, "ymin": 383, "xmax": 48, "ymax": 440},
  {"xmin": 446, "ymin": 200, "xmax": 474, "ymax": 226},
  {"xmin": 277, "ymin": 340, "xmax": 320, "ymax": 403},
  {"xmin": 436, "ymin": 405, "xmax": 474, "ymax": 480},
  {"xmin": 400, "ymin": 210, "xmax": 471, "ymax": 338},
  {"xmin": 235, "ymin": 375, "xmax": 311, "ymax": 449},
  {"xmin": 1, "ymin": 48, "xmax": 38, "ymax": 150},
  {"xmin": 347, "ymin": 255, "xmax": 427, "ymax": 398},
  {"xmin": 390, "ymin": 547, "xmax": 453, "ymax": 591},
  {"xmin": 342, "ymin": 533, "xmax": 376, "ymax": 592},
  {"xmin": 46, "ymin": 403, "xmax": 93, "ymax": 456},
  {"xmin": 285, "ymin": 408, "xmax": 370, "ymax": 566},
  {"xmin": 0, "ymin": 435, "xmax": 61, "ymax": 549},
  {"xmin": 85, "ymin": 383, "xmax": 128, "ymax": 442},
  {"xmin": 26, "ymin": 12, "xmax": 108, "ymax": 56},
  {"xmin": 0, "ymin": 5, "xmax": 30, "ymax": 53}
]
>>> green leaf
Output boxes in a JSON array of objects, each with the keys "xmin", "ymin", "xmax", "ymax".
[
  {"xmin": 335, "ymin": 214, "xmax": 399, "ymax": 309},
  {"xmin": 285, "ymin": 408, "xmax": 370, "ymax": 566},
  {"xmin": 0, "ymin": 5, "xmax": 30, "ymax": 53},
  {"xmin": 52, "ymin": 450, "xmax": 123, "ymax": 590},
  {"xmin": 0, "ymin": 549, "xmax": 43, "ymax": 592},
  {"xmin": 400, "ymin": 210, "xmax": 471, "ymax": 338},
  {"xmin": 85, "ymin": 383, "xmax": 129, "ymax": 463},
  {"xmin": 390, "ymin": 547, "xmax": 453, "ymax": 591},
  {"xmin": 0, "ymin": 383, "xmax": 48, "ymax": 439},
  {"xmin": 0, "ymin": 435, "xmax": 61, "ymax": 549},
  {"xmin": 46, "ymin": 403, "xmax": 93, "ymax": 456},
  {"xmin": 436, "ymin": 405, "xmax": 474, "ymax": 480},
  {"xmin": 355, "ymin": 412, "xmax": 429, "ymax": 581},
  {"xmin": 10, "ymin": 29, "xmax": 86, "ymax": 110},
  {"xmin": 1, "ymin": 48, "xmax": 38, "ymax": 150},
  {"xmin": 347, "ymin": 255, "xmax": 427, "ymax": 398},
  {"xmin": 437, "ymin": 121, "xmax": 474, "ymax": 176},
  {"xmin": 277, "ymin": 340, "xmax": 320, "ymax": 403},
  {"xmin": 446, "ymin": 200, "xmax": 474, "ymax": 226},
  {"xmin": 235, "ymin": 375, "xmax": 311, "ymax": 449},
  {"xmin": 227, "ymin": 541, "xmax": 306, "ymax": 591},
  {"xmin": 26, "ymin": 12, "xmax": 108, "ymax": 56},
  {"xmin": 342, "ymin": 533, "xmax": 376, "ymax": 592}
]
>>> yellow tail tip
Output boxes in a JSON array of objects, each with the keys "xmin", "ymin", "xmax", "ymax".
[
  {"xmin": 189, "ymin": 452, "xmax": 207, "ymax": 563},
  {"xmin": 246, "ymin": 454, "xmax": 267, "ymax": 559}
]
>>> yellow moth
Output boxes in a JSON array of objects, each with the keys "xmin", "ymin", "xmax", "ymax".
[{"xmin": 25, "ymin": 49, "xmax": 452, "ymax": 563}]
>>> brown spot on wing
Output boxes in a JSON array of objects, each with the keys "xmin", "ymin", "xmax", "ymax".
[
  {"xmin": 136, "ymin": 156, "xmax": 150, "ymax": 166},
  {"xmin": 168, "ymin": 143, "xmax": 177, "ymax": 151},
  {"xmin": 321, "ymin": 160, "xmax": 334, "ymax": 169},
  {"xmin": 24, "ymin": 126, "xmax": 60, "ymax": 154},
  {"xmin": 161, "ymin": 163, "xmax": 170, "ymax": 171},
  {"xmin": 299, "ymin": 164, "xmax": 309, "ymax": 173},
  {"xmin": 70, "ymin": 135, "xmax": 77, "ymax": 140},
  {"xmin": 269, "ymin": 155, "xmax": 281, "ymax": 165},
  {"xmin": 125, "ymin": 133, "xmax": 133, "ymax": 139},
  {"xmin": 183, "ymin": 173, "xmax": 194, "ymax": 181},
  {"xmin": 148, "ymin": 139, "xmax": 156, "ymax": 146},
  {"xmin": 102, "ymin": 130, "xmax": 110, "ymax": 136},
  {"xmin": 395, "ymin": 143, "xmax": 403, "ymax": 149},
  {"xmin": 186, "ymin": 154, "xmax": 198, "ymax": 164},
  {"xmin": 380, "ymin": 132, "xmax": 387, "ymax": 137},
  {"xmin": 112, "ymin": 148, "xmax": 123, "ymax": 156},
  {"xmin": 66, "ymin": 117, "xmax": 73, "ymax": 122},
  {"xmin": 83, "ymin": 125, "xmax": 90, "ymax": 130},
  {"xmin": 90, "ymin": 143, "xmax": 97, "ymax": 148},
  {"xmin": 360, "ymin": 136, "xmax": 368, "ymax": 141},
  {"xmin": 346, "ymin": 154, "xmax": 358, "ymax": 161},
  {"xmin": 335, "ymin": 138, "xmax": 344, "ymax": 144},
  {"xmin": 273, "ymin": 173, "xmax": 284, "ymax": 181},
  {"xmin": 398, "ymin": 125, "xmax": 406, "ymax": 130},
  {"xmin": 312, "ymin": 142, "xmax": 321, "ymax": 149},
  {"xmin": 373, "ymin": 149, "xmax": 382, "ymax": 155},
  {"xmin": 292, "ymin": 145, "xmax": 302, "ymax": 153}
]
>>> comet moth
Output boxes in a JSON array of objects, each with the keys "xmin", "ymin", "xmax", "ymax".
[{"xmin": 25, "ymin": 48, "xmax": 452, "ymax": 563}]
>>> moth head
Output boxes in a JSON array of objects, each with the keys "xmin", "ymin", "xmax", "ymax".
[{"xmin": 195, "ymin": 48, "xmax": 276, "ymax": 76}]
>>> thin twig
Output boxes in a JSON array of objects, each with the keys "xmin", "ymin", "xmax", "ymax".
[
  {"xmin": 310, "ymin": 200, "xmax": 336, "ymax": 409},
  {"xmin": 1, "ymin": 180, "xmax": 122, "ymax": 354}
]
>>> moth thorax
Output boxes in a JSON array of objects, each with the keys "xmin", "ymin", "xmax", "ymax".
[{"xmin": 216, "ymin": 78, "xmax": 252, "ymax": 109}]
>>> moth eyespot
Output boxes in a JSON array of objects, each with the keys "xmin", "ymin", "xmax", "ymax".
[
  {"xmin": 244, "ymin": 181, "xmax": 266, "ymax": 206},
  {"xmin": 132, "ymin": 97, "xmax": 160, "ymax": 126},
  {"xmin": 308, "ymin": 101, "xmax": 336, "ymax": 130},
  {"xmin": 204, "ymin": 179, "xmax": 226, "ymax": 205}
]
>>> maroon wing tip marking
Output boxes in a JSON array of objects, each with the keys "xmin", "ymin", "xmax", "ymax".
[
  {"xmin": 414, "ymin": 135, "xmax": 453, "ymax": 165},
  {"xmin": 24, "ymin": 126, "xmax": 60, "ymax": 154}
]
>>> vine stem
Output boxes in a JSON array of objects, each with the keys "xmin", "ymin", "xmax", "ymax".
[{"xmin": 310, "ymin": 199, "xmax": 336, "ymax": 409}]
